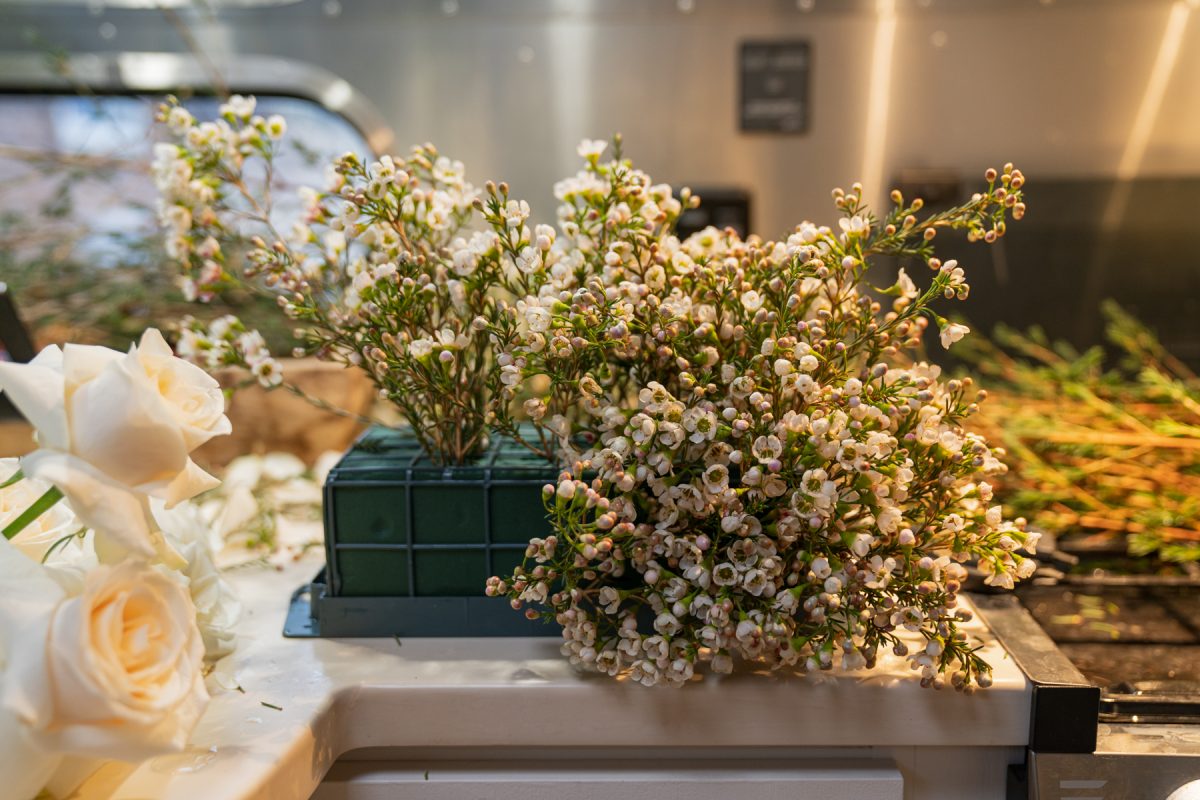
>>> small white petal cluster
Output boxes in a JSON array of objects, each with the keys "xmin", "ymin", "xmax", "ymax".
[
  {"xmin": 487, "ymin": 159, "xmax": 1032, "ymax": 689},
  {"xmin": 153, "ymin": 96, "xmax": 287, "ymax": 302},
  {"xmin": 156, "ymin": 98, "xmax": 507, "ymax": 463},
  {"xmin": 177, "ymin": 314, "xmax": 283, "ymax": 388}
]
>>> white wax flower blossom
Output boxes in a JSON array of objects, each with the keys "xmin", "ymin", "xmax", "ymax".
[
  {"xmin": 0, "ymin": 329, "xmax": 231, "ymax": 564},
  {"xmin": 0, "ymin": 538, "xmax": 208, "ymax": 782},
  {"xmin": 265, "ymin": 114, "xmax": 287, "ymax": 140},
  {"xmin": 577, "ymin": 139, "xmax": 608, "ymax": 160},
  {"xmin": 219, "ymin": 94, "xmax": 256, "ymax": 120},
  {"xmin": 940, "ymin": 322, "xmax": 971, "ymax": 349},
  {"xmin": 740, "ymin": 290, "xmax": 764, "ymax": 312},
  {"xmin": 895, "ymin": 268, "xmax": 918, "ymax": 305},
  {"xmin": 525, "ymin": 305, "xmax": 552, "ymax": 333},
  {"xmin": 250, "ymin": 356, "xmax": 284, "ymax": 388},
  {"xmin": 838, "ymin": 214, "xmax": 869, "ymax": 238},
  {"xmin": 164, "ymin": 105, "xmax": 194, "ymax": 133},
  {"xmin": 409, "ymin": 338, "xmax": 434, "ymax": 358},
  {"xmin": 500, "ymin": 199, "xmax": 530, "ymax": 230}
]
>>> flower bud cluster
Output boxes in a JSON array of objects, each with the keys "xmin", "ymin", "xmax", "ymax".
[
  {"xmin": 487, "ymin": 154, "xmax": 1033, "ymax": 688},
  {"xmin": 176, "ymin": 314, "xmax": 283, "ymax": 388},
  {"xmin": 159, "ymin": 99, "xmax": 508, "ymax": 463}
]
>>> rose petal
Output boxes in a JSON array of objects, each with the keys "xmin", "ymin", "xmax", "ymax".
[
  {"xmin": 60, "ymin": 342, "xmax": 124, "ymax": 394},
  {"xmin": 0, "ymin": 537, "xmax": 65, "ymax": 745},
  {"xmin": 44, "ymin": 756, "xmax": 105, "ymax": 798},
  {"xmin": 0, "ymin": 704, "xmax": 61, "ymax": 800},
  {"xmin": 0, "ymin": 354, "xmax": 70, "ymax": 452},
  {"xmin": 67, "ymin": 352, "xmax": 189, "ymax": 490},
  {"xmin": 22, "ymin": 450, "xmax": 158, "ymax": 560},
  {"xmin": 160, "ymin": 459, "xmax": 221, "ymax": 509},
  {"xmin": 135, "ymin": 329, "xmax": 231, "ymax": 452},
  {"xmin": 261, "ymin": 452, "xmax": 305, "ymax": 482},
  {"xmin": 213, "ymin": 484, "xmax": 258, "ymax": 538}
]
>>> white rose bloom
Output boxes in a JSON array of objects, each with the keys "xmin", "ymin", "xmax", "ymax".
[
  {"xmin": 0, "ymin": 538, "xmax": 208, "ymax": 774},
  {"xmin": 0, "ymin": 329, "xmax": 231, "ymax": 564},
  {"xmin": 153, "ymin": 500, "xmax": 242, "ymax": 661}
]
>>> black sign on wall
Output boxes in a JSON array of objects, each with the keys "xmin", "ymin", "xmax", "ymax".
[{"xmin": 739, "ymin": 41, "xmax": 811, "ymax": 134}]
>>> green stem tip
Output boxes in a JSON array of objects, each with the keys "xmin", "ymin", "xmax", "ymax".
[{"xmin": 2, "ymin": 486, "xmax": 65, "ymax": 541}]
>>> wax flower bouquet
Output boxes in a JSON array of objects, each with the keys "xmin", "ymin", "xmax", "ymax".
[
  {"xmin": 156, "ymin": 96, "xmax": 1035, "ymax": 688},
  {"xmin": 157, "ymin": 95, "xmax": 582, "ymax": 464},
  {"xmin": 485, "ymin": 157, "xmax": 1038, "ymax": 689}
]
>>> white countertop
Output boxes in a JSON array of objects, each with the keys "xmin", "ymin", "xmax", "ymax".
[{"xmin": 74, "ymin": 560, "xmax": 1032, "ymax": 800}]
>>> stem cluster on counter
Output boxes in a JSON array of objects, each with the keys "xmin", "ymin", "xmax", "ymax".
[{"xmin": 484, "ymin": 153, "xmax": 1036, "ymax": 688}]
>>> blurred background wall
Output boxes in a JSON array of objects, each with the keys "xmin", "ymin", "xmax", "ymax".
[{"xmin": 0, "ymin": 0, "xmax": 1198, "ymax": 362}]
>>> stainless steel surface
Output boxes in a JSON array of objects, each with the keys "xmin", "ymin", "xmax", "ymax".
[
  {"xmin": 971, "ymin": 594, "xmax": 1100, "ymax": 755},
  {"xmin": 1098, "ymin": 723, "xmax": 1200, "ymax": 758},
  {"xmin": 990, "ymin": 584, "xmax": 1200, "ymax": 798},
  {"xmin": 1030, "ymin": 748, "xmax": 1200, "ymax": 800},
  {"xmin": 5, "ymin": 0, "xmax": 1200, "ymax": 360},
  {"xmin": 0, "ymin": 51, "xmax": 394, "ymax": 153},
  {"xmin": 972, "ymin": 594, "xmax": 1094, "ymax": 690},
  {"xmin": 1, "ymin": 0, "xmax": 1199, "ymax": 236}
]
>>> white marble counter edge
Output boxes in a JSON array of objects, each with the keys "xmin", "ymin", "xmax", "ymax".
[{"xmin": 76, "ymin": 561, "xmax": 1032, "ymax": 800}]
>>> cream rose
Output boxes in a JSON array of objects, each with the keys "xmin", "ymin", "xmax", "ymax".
[
  {"xmin": 0, "ymin": 329, "xmax": 231, "ymax": 561},
  {"xmin": 0, "ymin": 542, "xmax": 209, "ymax": 765}
]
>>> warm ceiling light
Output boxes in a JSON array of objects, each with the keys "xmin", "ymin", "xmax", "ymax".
[
  {"xmin": 1115, "ymin": 0, "xmax": 1191, "ymax": 182},
  {"xmin": 861, "ymin": 0, "xmax": 898, "ymax": 209}
]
